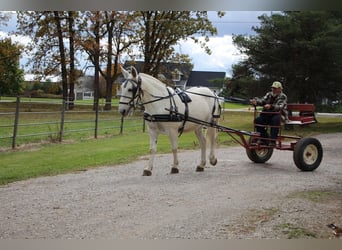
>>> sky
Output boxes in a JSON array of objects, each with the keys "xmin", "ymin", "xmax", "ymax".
[
  {"xmin": 0, "ymin": 11, "xmax": 272, "ymax": 80},
  {"xmin": 174, "ymin": 11, "xmax": 274, "ymax": 76}
]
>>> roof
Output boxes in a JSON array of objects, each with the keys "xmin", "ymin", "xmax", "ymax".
[
  {"xmin": 123, "ymin": 61, "xmax": 192, "ymax": 82},
  {"xmin": 186, "ymin": 71, "xmax": 226, "ymax": 88}
]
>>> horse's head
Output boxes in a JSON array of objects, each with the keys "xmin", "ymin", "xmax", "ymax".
[{"xmin": 118, "ymin": 66, "xmax": 142, "ymax": 116}]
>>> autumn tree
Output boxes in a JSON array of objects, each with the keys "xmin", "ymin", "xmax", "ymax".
[
  {"xmin": 137, "ymin": 11, "xmax": 224, "ymax": 77},
  {"xmin": 0, "ymin": 38, "xmax": 24, "ymax": 95},
  {"xmin": 101, "ymin": 11, "xmax": 140, "ymax": 110},
  {"xmin": 16, "ymin": 11, "xmax": 81, "ymax": 108}
]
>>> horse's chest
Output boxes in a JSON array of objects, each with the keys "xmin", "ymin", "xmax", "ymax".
[{"xmin": 147, "ymin": 121, "xmax": 178, "ymax": 133}]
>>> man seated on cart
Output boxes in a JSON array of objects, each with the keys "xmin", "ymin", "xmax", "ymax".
[{"xmin": 250, "ymin": 81, "xmax": 288, "ymax": 146}]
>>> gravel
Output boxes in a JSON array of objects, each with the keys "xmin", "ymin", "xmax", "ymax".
[{"xmin": 0, "ymin": 133, "xmax": 341, "ymax": 239}]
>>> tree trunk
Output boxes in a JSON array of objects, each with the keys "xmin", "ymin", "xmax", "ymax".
[
  {"xmin": 104, "ymin": 17, "xmax": 113, "ymax": 111},
  {"xmin": 68, "ymin": 11, "xmax": 75, "ymax": 110},
  {"xmin": 54, "ymin": 11, "xmax": 68, "ymax": 109},
  {"xmin": 93, "ymin": 14, "xmax": 100, "ymax": 111}
]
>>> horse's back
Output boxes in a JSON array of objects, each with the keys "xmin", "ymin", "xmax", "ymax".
[
  {"xmin": 185, "ymin": 87, "xmax": 220, "ymax": 122},
  {"xmin": 187, "ymin": 86, "xmax": 215, "ymax": 96}
]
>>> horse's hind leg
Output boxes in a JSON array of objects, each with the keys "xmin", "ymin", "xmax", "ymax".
[
  {"xmin": 194, "ymin": 127, "xmax": 206, "ymax": 172},
  {"xmin": 206, "ymin": 127, "xmax": 218, "ymax": 166}
]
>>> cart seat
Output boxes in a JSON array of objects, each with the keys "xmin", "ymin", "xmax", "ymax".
[{"xmin": 286, "ymin": 103, "xmax": 317, "ymax": 125}]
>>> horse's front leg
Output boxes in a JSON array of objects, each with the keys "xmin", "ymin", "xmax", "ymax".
[
  {"xmin": 206, "ymin": 127, "xmax": 218, "ymax": 166},
  {"xmin": 194, "ymin": 127, "xmax": 206, "ymax": 172},
  {"xmin": 169, "ymin": 129, "xmax": 179, "ymax": 174},
  {"xmin": 143, "ymin": 130, "xmax": 158, "ymax": 176}
]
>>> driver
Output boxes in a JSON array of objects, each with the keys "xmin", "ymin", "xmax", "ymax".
[{"xmin": 250, "ymin": 81, "xmax": 288, "ymax": 146}]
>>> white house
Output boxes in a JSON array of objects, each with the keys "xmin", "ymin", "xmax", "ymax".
[{"xmin": 74, "ymin": 76, "xmax": 94, "ymax": 100}]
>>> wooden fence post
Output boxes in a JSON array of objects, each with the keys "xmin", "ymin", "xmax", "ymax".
[
  {"xmin": 12, "ymin": 96, "xmax": 20, "ymax": 149},
  {"xmin": 120, "ymin": 115, "xmax": 124, "ymax": 134},
  {"xmin": 59, "ymin": 99, "xmax": 66, "ymax": 142},
  {"xmin": 94, "ymin": 100, "xmax": 99, "ymax": 139}
]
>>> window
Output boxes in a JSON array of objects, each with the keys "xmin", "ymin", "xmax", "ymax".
[{"xmin": 172, "ymin": 69, "xmax": 181, "ymax": 82}]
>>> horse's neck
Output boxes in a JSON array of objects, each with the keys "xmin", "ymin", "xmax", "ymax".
[
  {"xmin": 140, "ymin": 74, "xmax": 174, "ymax": 113},
  {"xmin": 140, "ymin": 73, "xmax": 170, "ymax": 97}
]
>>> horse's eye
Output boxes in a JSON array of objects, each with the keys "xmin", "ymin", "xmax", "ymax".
[{"xmin": 128, "ymin": 88, "xmax": 133, "ymax": 92}]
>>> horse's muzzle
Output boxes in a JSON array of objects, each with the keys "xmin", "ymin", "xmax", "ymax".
[
  {"xmin": 119, "ymin": 107, "xmax": 127, "ymax": 116},
  {"xmin": 119, "ymin": 105, "xmax": 132, "ymax": 117}
]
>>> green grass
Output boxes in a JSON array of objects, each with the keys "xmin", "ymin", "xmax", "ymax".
[{"xmin": 0, "ymin": 131, "xmax": 202, "ymax": 185}]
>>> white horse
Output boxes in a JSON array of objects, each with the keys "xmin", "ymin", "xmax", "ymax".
[{"xmin": 118, "ymin": 66, "xmax": 221, "ymax": 176}]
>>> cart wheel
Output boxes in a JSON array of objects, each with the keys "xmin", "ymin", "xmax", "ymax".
[
  {"xmin": 246, "ymin": 138, "xmax": 273, "ymax": 163},
  {"xmin": 293, "ymin": 137, "xmax": 323, "ymax": 171}
]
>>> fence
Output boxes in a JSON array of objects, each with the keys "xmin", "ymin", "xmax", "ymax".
[{"xmin": 0, "ymin": 97, "xmax": 145, "ymax": 149}]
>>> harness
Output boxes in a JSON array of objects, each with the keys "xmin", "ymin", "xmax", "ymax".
[
  {"xmin": 119, "ymin": 78, "xmax": 221, "ymax": 136},
  {"xmin": 143, "ymin": 87, "xmax": 191, "ymax": 135}
]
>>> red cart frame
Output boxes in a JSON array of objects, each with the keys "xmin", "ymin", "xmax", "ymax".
[{"xmin": 169, "ymin": 103, "xmax": 323, "ymax": 171}]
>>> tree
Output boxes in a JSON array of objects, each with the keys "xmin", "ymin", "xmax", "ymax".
[
  {"xmin": 232, "ymin": 11, "xmax": 342, "ymax": 104},
  {"xmin": 16, "ymin": 11, "xmax": 82, "ymax": 108},
  {"xmin": 100, "ymin": 11, "xmax": 139, "ymax": 110},
  {"xmin": 137, "ymin": 11, "xmax": 224, "ymax": 77},
  {"xmin": 68, "ymin": 11, "xmax": 77, "ymax": 109},
  {"xmin": 53, "ymin": 11, "xmax": 68, "ymax": 106},
  {"xmin": 79, "ymin": 11, "xmax": 102, "ymax": 110},
  {"xmin": 0, "ymin": 38, "xmax": 24, "ymax": 95},
  {"xmin": 78, "ymin": 11, "xmax": 139, "ymax": 110}
]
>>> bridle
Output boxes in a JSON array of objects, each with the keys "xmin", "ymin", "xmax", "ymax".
[
  {"xmin": 119, "ymin": 76, "xmax": 178, "ymax": 109},
  {"xmin": 118, "ymin": 77, "xmax": 143, "ymax": 110}
]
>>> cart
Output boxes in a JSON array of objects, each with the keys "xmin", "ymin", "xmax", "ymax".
[{"xmin": 168, "ymin": 103, "xmax": 323, "ymax": 171}]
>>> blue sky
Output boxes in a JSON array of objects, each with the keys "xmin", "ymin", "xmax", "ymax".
[{"xmin": 0, "ymin": 11, "xmax": 272, "ymax": 79}]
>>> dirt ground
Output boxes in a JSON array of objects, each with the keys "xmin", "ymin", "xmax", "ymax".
[{"xmin": 0, "ymin": 133, "xmax": 341, "ymax": 239}]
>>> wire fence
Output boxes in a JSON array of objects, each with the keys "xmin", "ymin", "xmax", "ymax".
[{"xmin": 0, "ymin": 97, "xmax": 145, "ymax": 149}]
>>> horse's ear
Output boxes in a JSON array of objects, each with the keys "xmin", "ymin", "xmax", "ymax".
[
  {"xmin": 131, "ymin": 66, "xmax": 138, "ymax": 78},
  {"xmin": 121, "ymin": 66, "xmax": 130, "ymax": 79}
]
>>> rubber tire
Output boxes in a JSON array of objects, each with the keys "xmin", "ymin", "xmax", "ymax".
[
  {"xmin": 246, "ymin": 138, "xmax": 274, "ymax": 163},
  {"xmin": 293, "ymin": 137, "xmax": 323, "ymax": 171}
]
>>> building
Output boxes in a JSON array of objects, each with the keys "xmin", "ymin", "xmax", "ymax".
[
  {"xmin": 185, "ymin": 71, "xmax": 226, "ymax": 93},
  {"xmin": 123, "ymin": 61, "xmax": 191, "ymax": 89},
  {"xmin": 121, "ymin": 61, "xmax": 226, "ymax": 93},
  {"xmin": 74, "ymin": 76, "xmax": 94, "ymax": 100}
]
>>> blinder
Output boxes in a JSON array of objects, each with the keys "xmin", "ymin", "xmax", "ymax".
[{"xmin": 118, "ymin": 76, "xmax": 143, "ymax": 108}]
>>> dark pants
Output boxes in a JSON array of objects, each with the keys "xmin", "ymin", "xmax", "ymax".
[{"xmin": 255, "ymin": 114, "xmax": 280, "ymax": 140}]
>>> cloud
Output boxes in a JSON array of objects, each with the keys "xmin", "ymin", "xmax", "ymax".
[
  {"xmin": 176, "ymin": 35, "xmax": 245, "ymax": 77},
  {"xmin": 0, "ymin": 31, "xmax": 32, "ymax": 47}
]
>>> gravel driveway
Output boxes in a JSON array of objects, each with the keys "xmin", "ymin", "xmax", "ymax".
[{"xmin": 0, "ymin": 133, "xmax": 341, "ymax": 239}]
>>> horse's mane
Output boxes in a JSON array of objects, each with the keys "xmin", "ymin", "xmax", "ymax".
[{"xmin": 139, "ymin": 73, "xmax": 169, "ymax": 93}]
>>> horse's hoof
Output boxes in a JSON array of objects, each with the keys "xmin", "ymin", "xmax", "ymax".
[
  {"xmin": 196, "ymin": 166, "xmax": 204, "ymax": 172},
  {"xmin": 210, "ymin": 158, "xmax": 218, "ymax": 166},
  {"xmin": 171, "ymin": 168, "xmax": 179, "ymax": 174},
  {"xmin": 142, "ymin": 170, "xmax": 152, "ymax": 176}
]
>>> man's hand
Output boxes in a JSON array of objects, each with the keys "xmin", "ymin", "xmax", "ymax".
[
  {"xmin": 264, "ymin": 104, "xmax": 272, "ymax": 110},
  {"xmin": 250, "ymin": 99, "xmax": 257, "ymax": 106}
]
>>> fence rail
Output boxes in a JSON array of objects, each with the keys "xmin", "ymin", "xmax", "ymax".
[{"xmin": 0, "ymin": 97, "xmax": 145, "ymax": 149}]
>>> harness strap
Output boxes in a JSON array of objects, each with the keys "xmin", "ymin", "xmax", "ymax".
[
  {"xmin": 143, "ymin": 88, "xmax": 189, "ymax": 137},
  {"xmin": 212, "ymin": 94, "xmax": 222, "ymax": 119},
  {"xmin": 178, "ymin": 100, "xmax": 189, "ymax": 137}
]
